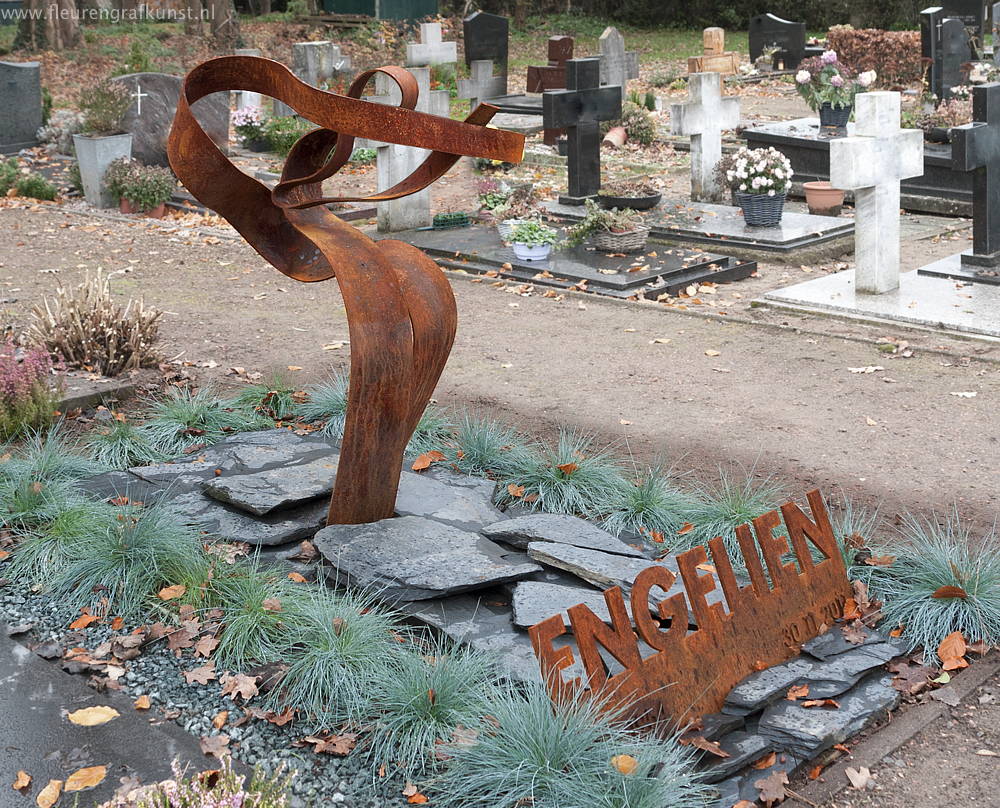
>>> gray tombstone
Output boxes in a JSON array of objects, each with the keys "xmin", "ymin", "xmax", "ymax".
[
  {"xmin": 109, "ymin": 73, "xmax": 228, "ymax": 167},
  {"xmin": 995, "ymin": 2, "xmax": 1000, "ymax": 65},
  {"xmin": 457, "ymin": 59, "xmax": 505, "ymax": 108},
  {"xmin": 943, "ymin": 0, "xmax": 985, "ymax": 56},
  {"xmin": 922, "ymin": 8, "xmax": 969, "ymax": 101},
  {"xmin": 748, "ymin": 13, "xmax": 806, "ymax": 70},
  {"xmin": 0, "ymin": 61, "xmax": 42, "ymax": 154},
  {"xmin": 235, "ymin": 48, "xmax": 262, "ymax": 111},
  {"xmin": 463, "ymin": 11, "xmax": 508, "ymax": 75},
  {"xmin": 274, "ymin": 41, "xmax": 352, "ymax": 117},
  {"xmin": 598, "ymin": 26, "xmax": 638, "ymax": 103}
]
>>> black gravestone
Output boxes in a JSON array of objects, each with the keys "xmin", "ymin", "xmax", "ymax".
[
  {"xmin": 749, "ymin": 13, "xmax": 806, "ymax": 70},
  {"xmin": 943, "ymin": 0, "xmax": 985, "ymax": 55},
  {"xmin": 543, "ymin": 58, "xmax": 622, "ymax": 205},
  {"xmin": 463, "ymin": 11, "xmax": 508, "ymax": 74},
  {"xmin": 922, "ymin": 8, "xmax": 969, "ymax": 102},
  {"xmin": 0, "ymin": 61, "xmax": 42, "ymax": 154}
]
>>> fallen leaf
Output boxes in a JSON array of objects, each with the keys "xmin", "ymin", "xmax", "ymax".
[
  {"xmin": 220, "ymin": 672, "xmax": 259, "ymax": 701},
  {"xmin": 611, "ymin": 754, "xmax": 638, "ymax": 775},
  {"xmin": 408, "ymin": 795, "xmax": 428, "ymax": 805},
  {"xmin": 67, "ymin": 706, "xmax": 120, "ymax": 726},
  {"xmin": 932, "ymin": 585, "xmax": 968, "ymax": 599},
  {"xmin": 287, "ymin": 572, "xmax": 307, "ymax": 583},
  {"xmin": 678, "ymin": 734, "xmax": 730, "ymax": 758},
  {"xmin": 949, "ymin": 391, "xmax": 976, "ymax": 398},
  {"xmin": 411, "ymin": 450, "xmax": 446, "ymax": 471},
  {"xmin": 975, "ymin": 749, "xmax": 999, "ymax": 757},
  {"xmin": 752, "ymin": 751, "xmax": 777, "ymax": 769},
  {"xmin": 889, "ymin": 660, "xmax": 932, "ymax": 695},
  {"xmin": 754, "ymin": 768, "xmax": 788, "ymax": 806},
  {"xmin": 134, "ymin": 695, "xmax": 151, "ymax": 710},
  {"xmin": 200, "ymin": 735, "xmax": 230, "ymax": 758},
  {"xmin": 802, "ymin": 698, "xmax": 841, "ymax": 709},
  {"xmin": 302, "ymin": 732, "xmax": 357, "ymax": 755},
  {"xmin": 183, "ymin": 662, "xmax": 216, "ymax": 685},
  {"xmin": 157, "ymin": 584, "xmax": 186, "ymax": 601},
  {"xmin": 865, "ymin": 417, "xmax": 878, "ymax": 426},
  {"xmin": 68, "ymin": 612, "xmax": 101, "ymax": 630},
  {"xmin": 35, "ymin": 779, "xmax": 62, "ymax": 808},
  {"xmin": 556, "ymin": 462, "xmax": 578, "ymax": 475},
  {"xmin": 808, "ymin": 764, "xmax": 824, "ymax": 780},
  {"xmin": 12, "ymin": 771, "xmax": 31, "ymax": 793},
  {"xmin": 261, "ymin": 598, "xmax": 282, "ymax": 613},
  {"xmin": 845, "ymin": 766, "xmax": 872, "ymax": 790},
  {"xmin": 705, "ymin": 349, "xmax": 721, "ymax": 357},
  {"xmin": 402, "ymin": 783, "xmax": 418, "ymax": 797},
  {"xmin": 65, "ymin": 766, "xmax": 106, "ymax": 792},
  {"xmin": 194, "ymin": 635, "xmax": 220, "ymax": 658},
  {"xmin": 939, "ymin": 631, "xmax": 969, "ymax": 671},
  {"xmin": 286, "ymin": 366, "xmax": 303, "ymax": 371},
  {"xmin": 506, "ymin": 483, "xmax": 525, "ymax": 498},
  {"xmin": 733, "ymin": 803, "xmax": 756, "ymax": 808},
  {"xmin": 786, "ymin": 684, "xmax": 810, "ymax": 701},
  {"xmin": 212, "ymin": 710, "xmax": 229, "ymax": 729},
  {"xmin": 677, "ymin": 522, "xmax": 694, "ymax": 535}
]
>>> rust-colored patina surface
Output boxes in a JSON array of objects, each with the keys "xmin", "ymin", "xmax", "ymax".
[
  {"xmin": 167, "ymin": 56, "xmax": 524, "ymax": 525},
  {"xmin": 528, "ymin": 489, "xmax": 853, "ymax": 727}
]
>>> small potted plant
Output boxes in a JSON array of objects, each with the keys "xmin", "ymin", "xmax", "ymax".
[
  {"xmin": 509, "ymin": 219, "xmax": 559, "ymax": 261},
  {"xmin": 916, "ymin": 94, "xmax": 973, "ymax": 143},
  {"xmin": 73, "ymin": 80, "xmax": 133, "ymax": 208},
  {"xmin": 105, "ymin": 157, "xmax": 176, "ymax": 218},
  {"xmin": 495, "ymin": 184, "xmax": 539, "ymax": 241},
  {"xmin": 568, "ymin": 199, "xmax": 650, "ymax": 253},
  {"xmin": 597, "ymin": 178, "xmax": 662, "ymax": 211},
  {"xmin": 232, "ymin": 105, "xmax": 269, "ymax": 152},
  {"xmin": 476, "ymin": 177, "xmax": 513, "ymax": 225},
  {"xmin": 795, "ymin": 51, "xmax": 876, "ymax": 130},
  {"xmin": 723, "ymin": 146, "xmax": 793, "ymax": 227},
  {"xmin": 755, "ymin": 45, "xmax": 781, "ymax": 73}
]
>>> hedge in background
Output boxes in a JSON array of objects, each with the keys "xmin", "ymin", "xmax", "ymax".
[{"xmin": 826, "ymin": 26, "xmax": 923, "ymax": 87}]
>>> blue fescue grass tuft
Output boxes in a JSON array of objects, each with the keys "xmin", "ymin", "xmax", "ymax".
[
  {"xmin": 0, "ymin": 472, "xmax": 83, "ymax": 529},
  {"xmin": 445, "ymin": 412, "xmax": 536, "ymax": 479},
  {"xmin": 602, "ymin": 465, "xmax": 695, "ymax": 541},
  {"xmin": 430, "ymin": 682, "xmax": 708, "ymax": 808},
  {"xmin": 367, "ymin": 638, "xmax": 500, "ymax": 776},
  {"xmin": 271, "ymin": 588, "xmax": 406, "ymax": 728},
  {"xmin": 294, "ymin": 372, "xmax": 349, "ymax": 438},
  {"xmin": 496, "ymin": 429, "xmax": 627, "ymax": 516},
  {"xmin": 406, "ymin": 405, "xmax": 454, "ymax": 456},
  {"xmin": 232, "ymin": 373, "xmax": 300, "ymax": 421},
  {"xmin": 141, "ymin": 387, "xmax": 271, "ymax": 457},
  {"xmin": 85, "ymin": 418, "xmax": 166, "ymax": 469},
  {"xmin": 869, "ymin": 510, "xmax": 1000, "ymax": 664},
  {"xmin": 1, "ymin": 423, "xmax": 104, "ymax": 483}
]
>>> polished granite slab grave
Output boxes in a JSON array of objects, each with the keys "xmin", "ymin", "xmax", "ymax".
[
  {"xmin": 760, "ymin": 268, "xmax": 1000, "ymax": 340},
  {"xmin": 381, "ymin": 224, "xmax": 756, "ymax": 299},
  {"xmin": 546, "ymin": 199, "xmax": 853, "ymax": 257},
  {"xmin": 742, "ymin": 118, "xmax": 972, "ymax": 216}
]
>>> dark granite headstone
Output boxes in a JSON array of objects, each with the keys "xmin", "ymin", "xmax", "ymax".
[
  {"xmin": 109, "ymin": 72, "xmax": 228, "ymax": 167},
  {"xmin": 463, "ymin": 10, "xmax": 508, "ymax": 74},
  {"xmin": 748, "ymin": 13, "xmax": 806, "ymax": 70},
  {"xmin": 994, "ymin": 2, "xmax": 1000, "ymax": 65},
  {"xmin": 943, "ymin": 0, "xmax": 985, "ymax": 55},
  {"xmin": 542, "ymin": 57, "xmax": 621, "ymax": 204},
  {"xmin": 0, "ymin": 61, "xmax": 42, "ymax": 154},
  {"xmin": 922, "ymin": 8, "xmax": 969, "ymax": 102}
]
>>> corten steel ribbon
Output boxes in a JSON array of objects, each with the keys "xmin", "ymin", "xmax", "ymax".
[{"xmin": 167, "ymin": 56, "xmax": 524, "ymax": 524}]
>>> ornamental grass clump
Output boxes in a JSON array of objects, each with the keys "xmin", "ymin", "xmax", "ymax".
[
  {"xmin": 85, "ymin": 417, "xmax": 166, "ymax": 469},
  {"xmin": 271, "ymin": 588, "xmax": 405, "ymax": 728},
  {"xmin": 431, "ymin": 682, "xmax": 707, "ymax": 808},
  {"xmin": 142, "ymin": 386, "xmax": 270, "ymax": 456},
  {"xmin": 367, "ymin": 639, "xmax": 499, "ymax": 776},
  {"xmin": 294, "ymin": 372, "xmax": 349, "ymax": 438},
  {"xmin": 795, "ymin": 50, "xmax": 876, "ymax": 111},
  {"xmin": 27, "ymin": 269, "xmax": 162, "ymax": 376},
  {"xmin": 1, "ymin": 423, "xmax": 102, "ymax": 483},
  {"xmin": 0, "ymin": 473, "xmax": 82, "ymax": 530},
  {"xmin": 0, "ymin": 341, "xmax": 60, "ymax": 439},
  {"xmin": 446, "ymin": 412, "xmax": 535, "ymax": 479},
  {"xmin": 407, "ymin": 404, "xmax": 454, "ymax": 455},
  {"xmin": 602, "ymin": 465, "xmax": 695, "ymax": 541},
  {"xmin": 233, "ymin": 374, "xmax": 300, "ymax": 421},
  {"xmin": 496, "ymin": 429, "xmax": 627, "ymax": 516},
  {"xmin": 868, "ymin": 510, "xmax": 1000, "ymax": 664}
]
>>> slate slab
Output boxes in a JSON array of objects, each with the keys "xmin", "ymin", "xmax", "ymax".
[
  {"xmin": 802, "ymin": 625, "xmax": 907, "ymax": 661},
  {"xmin": 169, "ymin": 490, "xmax": 328, "ymax": 547},
  {"xmin": 395, "ymin": 471, "xmax": 506, "ymax": 531},
  {"xmin": 483, "ymin": 513, "xmax": 644, "ymax": 557},
  {"xmin": 512, "ymin": 580, "xmax": 616, "ymax": 628},
  {"xmin": 757, "ymin": 672, "xmax": 900, "ymax": 758},
  {"xmin": 203, "ymin": 455, "xmax": 340, "ymax": 515},
  {"xmin": 314, "ymin": 516, "xmax": 541, "ymax": 601},
  {"xmin": 711, "ymin": 750, "xmax": 803, "ymax": 807},
  {"xmin": 696, "ymin": 730, "xmax": 773, "ymax": 783},
  {"xmin": 723, "ymin": 656, "xmax": 816, "ymax": 716},
  {"xmin": 804, "ymin": 642, "xmax": 904, "ymax": 698}
]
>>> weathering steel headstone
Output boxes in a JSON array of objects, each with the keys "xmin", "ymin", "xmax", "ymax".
[
  {"xmin": 109, "ymin": 72, "xmax": 228, "ymax": 167},
  {"xmin": 748, "ymin": 13, "xmax": 806, "ymax": 70},
  {"xmin": 670, "ymin": 72, "xmax": 740, "ymax": 204},
  {"xmin": 829, "ymin": 92, "xmax": 924, "ymax": 294},
  {"xmin": 0, "ymin": 61, "xmax": 42, "ymax": 154}
]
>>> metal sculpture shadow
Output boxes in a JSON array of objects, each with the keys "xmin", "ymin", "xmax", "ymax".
[{"xmin": 167, "ymin": 56, "xmax": 524, "ymax": 524}]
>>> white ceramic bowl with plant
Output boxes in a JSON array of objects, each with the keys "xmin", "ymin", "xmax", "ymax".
[{"xmin": 509, "ymin": 219, "xmax": 559, "ymax": 261}]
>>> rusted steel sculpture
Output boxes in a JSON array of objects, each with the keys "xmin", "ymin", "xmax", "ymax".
[
  {"xmin": 528, "ymin": 489, "xmax": 853, "ymax": 727},
  {"xmin": 167, "ymin": 57, "xmax": 524, "ymax": 525}
]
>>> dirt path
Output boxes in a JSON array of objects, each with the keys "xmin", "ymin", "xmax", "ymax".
[{"xmin": 2, "ymin": 202, "xmax": 997, "ymax": 535}]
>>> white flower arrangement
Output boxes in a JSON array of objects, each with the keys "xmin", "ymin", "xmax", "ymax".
[{"xmin": 721, "ymin": 146, "xmax": 793, "ymax": 197}]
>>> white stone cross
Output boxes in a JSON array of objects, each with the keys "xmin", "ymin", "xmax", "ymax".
[
  {"xmin": 670, "ymin": 72, "xmax": 740, "ymax": 203},
  {"xmin": 131, "ymin": 84, "xmax": 149, "ymax": 116},
  {"xmin": 405, "ymin": 22, "xmax": 458, "ymax": 67},
  {"xmin": 457, "ymin": 59, "xmax": 506, "ymax": 109},
  {"xmin": 599, "ymin": 26, "xmax": 639, "ymax": 103},
  {"xmin": 235, "ymin": 48, "xmax": 262, "ymax": 111},
  {"xmin": 830, "ymin": 91, "xmax": 924, "ymax": 294}
]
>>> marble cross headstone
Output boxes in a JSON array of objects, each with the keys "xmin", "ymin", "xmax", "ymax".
[
  {"xmin": 921, "ymin": 8, "xmax": 967, "ymax": 102},
  {"xmin": 457, "ymin": 59, "xmax": 505, "ymax": 109},
  {"xmin": 543, "ymin": 57, "xmax": 622, "ymax": 205},
  {"xmin": 463, "ymin": 11, "xmax": 508, "ymax": 76},
  {"xmin": 598, "ymin": 26, "xmax": 639, "ymax": 103},
  {"xmin": 406, "ymin": 22, "xmax": 458, "ymax": 67},
  {"xmin": 235, "ymin": 48, "xmax": 262, "ymax": 111},
  {"xmin": 829, "ymin": 92, "xmax": 924, "ymax": 294},
  {"xmin": 0, "ymin": 61, "xmax": 42, "ymax": 154},
  {"xmin": 275, "ymin": 41, "xmax": 353, "ymax": 116},
  {"xmin": 949, "ymin": 82, "xmax": 1000, "ymax": 273},
  {"xmin": 670, "ymin": 72, "xmax": 740, "ymax": 204}
]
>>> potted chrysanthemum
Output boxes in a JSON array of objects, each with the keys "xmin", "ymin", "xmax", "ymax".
[
  {"xmin": 722, "ymin": 146, "xmax": 793, "ymax": 227},
  {"xmin": 795, "ymin": 50, "xmax": 876, "ymax": 130},
  {"xmin": 510, "ymin": 218, "xmax": 559, "ymax": 261}
]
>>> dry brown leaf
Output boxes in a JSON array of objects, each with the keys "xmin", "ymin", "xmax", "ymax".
[
  {"xmin": 705, "ymin": 349, "xmax": 721, "ymax": 357},
  {"xmin": 802, "ymin": 698, "xmax": 841, "ymax": 709},
  {"xmin": 133, "ymin": 695, "xmax": 151, "ymax": 710},
  {"xmin": 939, "ymin": 631, "xmax": 969, "ymax": 671},
  {"xmin": 786, "ymin": 684, "xmax": 810, "ymax": 701},
  {"xmin": 407, "ymin": 795, "xmax": 428, "ymax": 805},
  {"xmin": 676, "ymin": 522, "xmax": 694, "ymax": 535},
  {"xmin": 183, "ymin": 662, "xmax": 216, "ymax": 685},
  {"xmin": 611, "ymin": 754, "xmax": 638, "ymax": 775},
  {"xmin": 303, "ymin": 732, "xmax": 357, "ymax": 755},
  {"xmin": 12, "ymin": 771, "xmax": 31, "ymax": 793},
  {"xmin": 157, "ymin": 584, "xmax": 186, "ymax": 601},
  {"xmin": 678, "ymin": 734, "xmax": 730, "ymax": 758},
  {"xmin": 755, "ymin": 768, "xmax": 788, "ymax": 806},
  {"xmin": 808, "ymin": 764, "xmax": 824, "ymax": 780},
  {"xmin": 194, "ymin": 635, "xmax": 220, "ymax": 658},
  {"xmin": 67, "ymin": 706, "xmax": 120, "ymax": 726},
  {"xmin": 220, "ymin": 672, "xmax": 259, "ymax": 701},
  {"xmin": 401, "ymin": 783, "xmax": 418, "ymax": 797},
  {"xmin": 845, "ymin": 766, "xmax": 872, "ymax": 790},
  {"xmin": 68, "ymin": 612, "xmax": 101, "ymax": 630},
  {"xmin": 287, "ymin": 572, "xmax": 307, "ymax": 583},
  {"xmin": 261, "ymin": 598, "xmax": 282, "ymax": 613},
  {"xmin": 506, "ymin": 483, "xmax": 525, "ymax": 498},
  {"xmin": 752, "ymin": 751, "xmax": 777, "ymax": 769},
  {"xmin": 411, "ymin": 450, "xmax": 446, "ymax": 471},
  {"xmin": 65, "ymin": 766, "xmax": 106, "ymax": 792},
  {"xmin": 932, "ymin": 585, "xmax": 968, "ymax": 600},
  {"xmin": 199, "ymin": 735, "xmax": 230, "ymax": 758},
  {"xmin": 35, "ymin": 779, "xmax": 62, "ymax": 808},
  {"xmin": 212, "ymin": 710, "xmax": 229, "ymax": 730},
  {"xmin": 556, "ymin": 462, "xmax": 579, "ymax": 475}
]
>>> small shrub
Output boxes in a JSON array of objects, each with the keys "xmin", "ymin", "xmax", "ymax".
[
  {"xmin": 497, "ymin": 429, "xmax": 627, "ymax": 516},
  {"xmin": 36, "ymin": 108, "xmax": 83, "ymax": 155},
  {"xmin": 232, "ymin": 105, "xmax": 266, "ymax": 145},
  {"xmin": 602, "ymin": 102, "xmax": 657, "ymax": 146},
  {"xmin": 85, "ymin": 418, "xmax": 165, "ymax": 469},
  {"xmin": 295, "ymin": 372, "xmax": 349, "ymax": 438},
  {"xmin": 67, "ymin": 161, "xmax": 83, "ymax": 194},
  {"xmin": 0, "ymin": 341, "xmax": 60, "ymax": 439},
  {"xmin": 262, "ymin": 116, "xmax": 313, "ymax": 157},
  {"xmin": 869, "ymin": 511, "xmax": 1000, "ymax": 664},
  {"xmin": 602, "ymin": 465, "xmax": 694, "ymax": 541},
  {"xmin": 0, "ymin": 158, "xmax": 18, "ymax": 195},
  {"xmin": 649, "ymin": 71, "xmax": 678, "ymax": 88},
  {"xmin": 105, "ymin": 159, "xmax": 175, "ymax": 212},
  {"xmin": 233, "ymin": 374, "xmax": 299, "ymax": 421},
  {"xmin": 407, "ymin": 404, "xmax": 453, "ymax": 455},
  {"xmin": 368, "ymin": 640, "xmax": 499, "ymax": 776},
  {"xmin": 27, "ymin": 270, "xmax": 162, "ymax": 376},
  {"xmin": 141, "ymin": 387, "xmax": 270, "ymax": 457},
  {"xmin": 14, "ymin": 173, "xmax": 57, "ymax": 201},
  {"xmin": 446, "ymin": 413, "xmax": 534, "ymax": 479},
  {"xmin": 78, "ymin": 80, "xmax": 131, "ymax": 136},
  {"xmin": 350, "ymin": 147, "xmax": 376, "ymax": 164},
  {"xmin": 509, "ymin": 218, "xmax": 558, "ymax": 247}
]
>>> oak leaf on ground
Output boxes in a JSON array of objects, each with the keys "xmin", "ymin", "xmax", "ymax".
[
  {"xmin": 67, "ymin": 706, "xmax": 119, "ymax": 726},
  {"xmin": 12, "ymin": 771, "xmax": 31, "ymax": 793},
  {"xmin": 65, "ymin": 766, "xmax": 106, "ymax": 792},
  {"xmin": 754, "ymin": 769, "xmax": 788, "ymax": 806},
  {"xmin": 35, "ymin": 779, "xmax": 62, "ymax": 808}
]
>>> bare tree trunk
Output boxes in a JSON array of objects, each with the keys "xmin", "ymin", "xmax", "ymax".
[
  {"xmin": 209, "ymin": 0, "xmax": 240, "ymax": 49},
  {"xmin": 184, "ymin": 0, "xmax": 203, "ymax": 36},
  {"xmin": 15, "ymin": 0, "xmax": 79, "ymax": 51}
]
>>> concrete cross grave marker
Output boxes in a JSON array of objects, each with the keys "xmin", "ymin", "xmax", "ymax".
[
  {"xmin": 598, "ymin": 26, "xmax": 639, "ymax": 103},
  {"xmin": 235, "ymin": 48, "xmax": 262, "ymax": 111},
  {"xmin": 543, "ymin": 57, "xmax": 622, "ymax": 205},
  {"xmin": 463, "ymin": 11, "xmax": 508, "ymax": 76},
  {"xmin": 406, "ymin": 22, "xmax": 458, "ymax": 67},
  {"xmin": 457, "ymin": 59, "xmax": 506, "ymax": 110},
  {"xmin": 829, "ymin": 92, "xmax": 924, "ymax": 294},
  {"xmin": 670, "ymin": 72, "xmax": 740, "ymax": 204}
]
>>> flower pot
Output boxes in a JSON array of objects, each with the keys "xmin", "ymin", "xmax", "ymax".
[
  {"xmin": 512, "ymin": 242, "xmax": 552, "ymax": 261},
  {"xmin": 73, "ymin": 132, "xmax": 132, "ymax": 209},
  {"xmin": 818, "ymin": 102, "xmax": 852, "ymax": 130},
  {"xmin": 497, "ymin": 218, "xmax": 525, "ymax": 241},
  {"xmin": 602, "ymin": 126, "xmax": 627, "ymax": 148},
  {"xmin": 597, "ymin": 192, "xmax": 662, "ymax": 211},
  {"xmin": 591, "ymin": 226, "xmax": 651, "ymax": 253},
  {"xmin": 925, "ymin": 126, "xmax": 951, "ymax": 144},
  {"xmin": 734, "ymin": 191, "xmax": 786, "ymax": 227},
  {"xmin": 120, "ymin": 199, "xmax": 167, "ymax": 218},
  {"xmin": 803, "ymin": 181, "xmax": 845, "ymax": 217}
]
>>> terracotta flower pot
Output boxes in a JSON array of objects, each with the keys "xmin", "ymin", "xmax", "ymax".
[
  {"xmin": 120, "ymin": 198, "xmax": 167, "ymax": 218},
  {"xmin": 803, "ymin": 181, "xmax": 845, "ymax": 217},
  {"xmin": 602, "ymin": 126, "xmax": 627, "ymax": 148}
]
